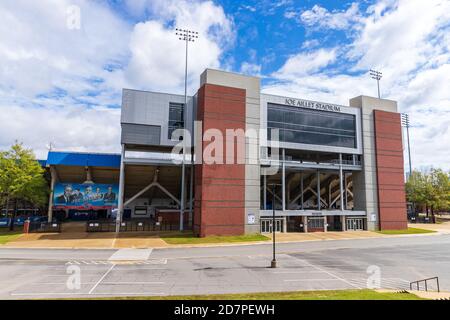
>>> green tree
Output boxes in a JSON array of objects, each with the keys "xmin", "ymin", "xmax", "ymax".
[
  {"xmin": 406, "ymin": 169, "xmax": 450, "ymax": 222},
  {"xmin": 0, "ymin": 143, "xmax": 48, "ymax": 230}
]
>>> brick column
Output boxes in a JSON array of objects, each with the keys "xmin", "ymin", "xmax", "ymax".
[
  {"xmin": 374, "ymin": 110, "xmax": 407, "ymax": 230},
  {"xmin": 194, "ymin": 83, "xmax": 246, "ymax": 237}
]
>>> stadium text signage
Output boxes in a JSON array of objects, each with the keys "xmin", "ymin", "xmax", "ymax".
[{"xmin": 285, "ymin": 98, "xmax": 342, "ymax": 112}]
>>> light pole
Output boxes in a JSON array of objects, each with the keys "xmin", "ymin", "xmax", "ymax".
[
  {"xmin": 269, "ymin": 183, "xmax": 278, "ymax": 268},
  {"xmin": 175, "ymin": 28, "xmax": 198, "ymax": 231},
  {"xmin": 370, "ymin": 69, "xmax": 382, "ymax": 98},
  {"xmin": 401, "ymin": 113, "xmax": 414, "ymax": 219},
  {"xmin": 401, "ymin": 113, "xmax": 412, "ymax": 179}
]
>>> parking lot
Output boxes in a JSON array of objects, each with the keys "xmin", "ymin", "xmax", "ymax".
[{"xmin": 0, "ymin": 233, "xmax": 449, "ymax": 299}]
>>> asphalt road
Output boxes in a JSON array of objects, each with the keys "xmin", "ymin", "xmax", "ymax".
[{"xmin": 1, "ymin": 233, "xmax": 449, "ymax": 299}]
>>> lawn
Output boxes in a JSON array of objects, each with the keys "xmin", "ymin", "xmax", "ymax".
[
  {"xmin": 161, "ymin": 233, "xmax": 270, "ymax": 245},
  {"xmin": 0, "ymin": 229, "xmax": 23, "ymax": 245},
  {"xmin": 376, "ymin": 227, "xmax": 436, "ymax": 235},
  {"xmin": 94, "ymin": 289, "xmax": 424, "ymax": 300}
]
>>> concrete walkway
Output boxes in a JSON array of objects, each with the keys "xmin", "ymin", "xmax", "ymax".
[
  {"xmin": 2, "ymin": 222, "xmax": 448, "ymax": 250},
  {"xmin": 409, "ymin": 222, "xmax": 450, "ymax": 234},
  {"xmin": 3, "ymin": 232, "xmax": 168, "ymax": 249}
]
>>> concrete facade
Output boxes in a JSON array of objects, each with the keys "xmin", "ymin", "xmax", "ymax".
[
  {"xmin": 199, "ymin": 69, "xmax": 261, "ymax": 234},
  {"xmin": 113, "ymin": 70, "xmax": 409, "ymax": 236},
  {"xmin": 349, "ymin": 96, "xmax": 400, "ymax": 231}
]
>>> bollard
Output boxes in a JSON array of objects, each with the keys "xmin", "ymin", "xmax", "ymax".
[{"xmin": 23, "ymin": 220, "xmax": 30, "ymax": 234}]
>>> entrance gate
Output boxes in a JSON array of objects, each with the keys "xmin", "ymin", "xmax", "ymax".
[
  {"xmin": 261, "ymin": 219, "xmax": 283, "ymax": 233},
  {"xmin": 346, "ymin": 218, "xmax": 364, "ymax": 231}
]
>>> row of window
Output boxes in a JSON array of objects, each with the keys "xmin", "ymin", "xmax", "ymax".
[
  {"xmin": 267, "ymin": 103, "xmax": 357, "ymax": 148},
  {"xmin": 167, "ymin": 102, "xmax": 357, "ymax": 149}
]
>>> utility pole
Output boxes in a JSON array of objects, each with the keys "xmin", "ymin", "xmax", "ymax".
[
  {"xmin": 175, "ymin": 28, "xmax": 198, "ymax": 231},
  {"xmin": 370, "ymin": 69, "xmax": 382, "ymax": 98}
]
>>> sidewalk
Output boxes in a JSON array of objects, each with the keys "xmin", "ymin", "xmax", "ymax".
[
  {"xmin": 409, "ymin": 222, "xmax": 450, "ymax": 234},
  {"xmin": 2, "ymin": 222, "xmax": 447, "ymax": 250}
]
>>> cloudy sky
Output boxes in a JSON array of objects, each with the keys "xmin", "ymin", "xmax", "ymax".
[{"xmin": 0, "ymin": 0, "xmax": 449, "ymax": 170}]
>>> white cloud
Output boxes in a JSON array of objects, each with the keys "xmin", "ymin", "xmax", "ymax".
[
  {"xmin": 240, "ymin": 62, "xmax": 262, "ymax": 76},
  {"xmin": 0, "ymin": 0, "xmax": 130, "ymax": 98},
  {"xmin": 274, "ymin": 48, "xmax": 337, "ymax": 79},
  {"xmin": 0, "ymin": 102, "xmax": 121, "ymax": 159},
  {"xmin": 124, "ymin": 0, "xmax": 234, "ymax": 94},
  {"xmin": 0, "ymin": 0, "xmax": 234, "ymax": 157},
  {"xmin": 299, "ymin": 3, "xmax": 362, "ymax": 30},
  {"xmin": 268, "ymin": 0, "xmax": 450, "ymax": 170}
]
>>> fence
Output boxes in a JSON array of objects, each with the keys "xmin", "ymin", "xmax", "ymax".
[
  {"xmin": 28, "ymin": 221, "xmax": 62, "ymax": 233},
  {"xmin": 86, "ymin": 220, "xmax": 192, "ymax": 232},
  {"xmin": 408, "ymin": 216, "xmax": 433, "ymax": 223}
]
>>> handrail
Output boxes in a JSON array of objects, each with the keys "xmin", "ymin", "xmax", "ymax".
[{"xmin": 410, "ymin": 277, "xmax": 440, "ymax": 292}]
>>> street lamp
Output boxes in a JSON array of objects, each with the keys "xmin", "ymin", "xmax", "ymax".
[
  {"xmin": 370, "ymin": 69, "xmax": 382, "ymax": 98},
  {"xmin": 269, "ymin": 183, "xmax": 279, "ymax": 268},
  {"xmin": 175, "ymin": 28, "xmax": 198, "ymax": 231}
]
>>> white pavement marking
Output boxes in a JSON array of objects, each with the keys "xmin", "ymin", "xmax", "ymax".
[
  {"xmin": 272, "ymin": 271, "xmax": 326, "ymax": 274},
  {"xmin": 88, "ymin": 264, "xmax": 115, "ymax": 294},
  {"xmin": 291, "ymin": 257, "xmax": 362, "ymax": 289},
  {"xmin": 66, "ymin": 259, "xmax": 166, "ymax": 265},
  {"xmin": 284, "ymin": 279, "xmax": 345, "ymax": 282},
  {"xmin": 11, "ymin": 292, "xmax": 165, "ymax": 297},
  {"xmin": 108, "ymin": 249, "xmax": 153, "ymax": 261}
]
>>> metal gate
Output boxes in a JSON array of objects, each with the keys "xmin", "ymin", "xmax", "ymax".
[
  {"xmin": 260, "ymin": 219, "xmax": 283, "ymax": 233},
  {"xmin": 346, "ymin": 218, "xmax": 364, "ymax": 231}
]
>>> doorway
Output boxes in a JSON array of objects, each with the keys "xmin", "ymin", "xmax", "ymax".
[
  {"xmin": 261, "ymin": 219, "xmax": 283, "ymax": 233},
  {"xmin": 346, "ymin": 218, "xmax": 364, "ymax": 231}
]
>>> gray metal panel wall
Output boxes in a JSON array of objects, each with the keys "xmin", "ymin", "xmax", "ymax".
[
  {"xmin": 121, "ymin": 123, "xmax": 161, "ymax": 146},
  {"xmin": 121, "ymin": 89, "xmax": 194, "ymax": 147}
]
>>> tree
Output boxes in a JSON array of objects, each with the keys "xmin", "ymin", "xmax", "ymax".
[
  {"xmin": 406, "ymin": 169, "xmax": 450, "ymax": 221},
  {"xmin": 0, "ymin": 143, "xmax": 48, "ymax": 230}
]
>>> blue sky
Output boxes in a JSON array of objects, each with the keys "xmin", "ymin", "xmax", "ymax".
[{"xmin": 0, "ymin": 0, "xmax": 449, "ymax": 170}]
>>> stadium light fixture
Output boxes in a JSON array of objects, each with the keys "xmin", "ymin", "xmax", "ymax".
[
  {"xmin": 370, "ymin": 69, "xmax": 383, "ymax": 98},
  {"xmin": 175, "ymin": 28, "xmax": 199, "ymax": 231}
]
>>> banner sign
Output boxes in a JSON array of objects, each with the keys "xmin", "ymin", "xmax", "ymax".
[{"xmin": 53, "ymin": 183, "xmax": 119, "ymax": 209}]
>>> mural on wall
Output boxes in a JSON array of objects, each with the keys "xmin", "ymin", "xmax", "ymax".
[{"xmin": 53, "ymin": 183, "xmax": 118, "ymax": 209}]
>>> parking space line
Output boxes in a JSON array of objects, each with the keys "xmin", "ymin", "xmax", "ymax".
[
  {"xmin": 291, "ymin": 257, "xmax": 362, "ymax": 289},
  {"xmin": 284, "ymin": 279, "xmax": 344, "ymax": 282},
  {"xmin": 88, "ymin": 264, "xmax": 115, "ymax": 294},
  {"xmin": 271, "ymin": 271, "xmax": 327, "ymax": 274},
  {"xmin": 11, "ymin": 292, "xmax": 165, "ymax": 297}
]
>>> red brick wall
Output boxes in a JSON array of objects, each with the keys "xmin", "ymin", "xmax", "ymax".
[
  {"xmin": 194, "ymin": 84, "xmax": 246, "ymax": 237},
  {"xmin": 374, "ymin": 110, "xmax": 408, "ymax": 230}
]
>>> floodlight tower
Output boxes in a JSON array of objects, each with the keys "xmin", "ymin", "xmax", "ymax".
[
  {"xmin": 175, "ymin": 28, "xmax": 198, "ymax": 231},
  {"xmin": 370, "ymin": 69, "xmax": 383, "ymax": 98},
  {"xmin": 401, "ymin": 113, "xmax": 412, "ymax": 179}
]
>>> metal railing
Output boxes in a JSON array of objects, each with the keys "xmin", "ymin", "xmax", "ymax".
[
  {"xmin": 410, "ymin": 277, "xmax": 440, "ymax": 292},
  {"xmin": 86, "ymin": 220, "xmax": 192, "ymax": 232}
]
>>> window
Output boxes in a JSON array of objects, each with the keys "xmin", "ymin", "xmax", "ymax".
[
  {"xmin": 168, "ymin": 102, "xmax": 185, "ymax": 139},
  {"xmin": 267, "ymin": 103, "xmax": 357, "ymax": 148}
]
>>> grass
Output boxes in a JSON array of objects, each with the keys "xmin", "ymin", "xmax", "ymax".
[
  {"xmin": 87, "ymin": 289, "xmax": 424, "ymax": 300},
  {"xmin": 0, "ymin": 229, "xmax": 23, "ymax": 245},
  {"xmin": 161, "ymin": 233, "xmax": 270, "ymax": 245},
  {"xmin": 376, "ymin": 227, "xmax": 436, "ymax": 235}
]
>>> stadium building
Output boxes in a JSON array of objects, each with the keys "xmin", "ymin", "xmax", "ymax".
[{"xmin": 45, "ymin": 69, "xmax": 408, "ymax": 236}]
